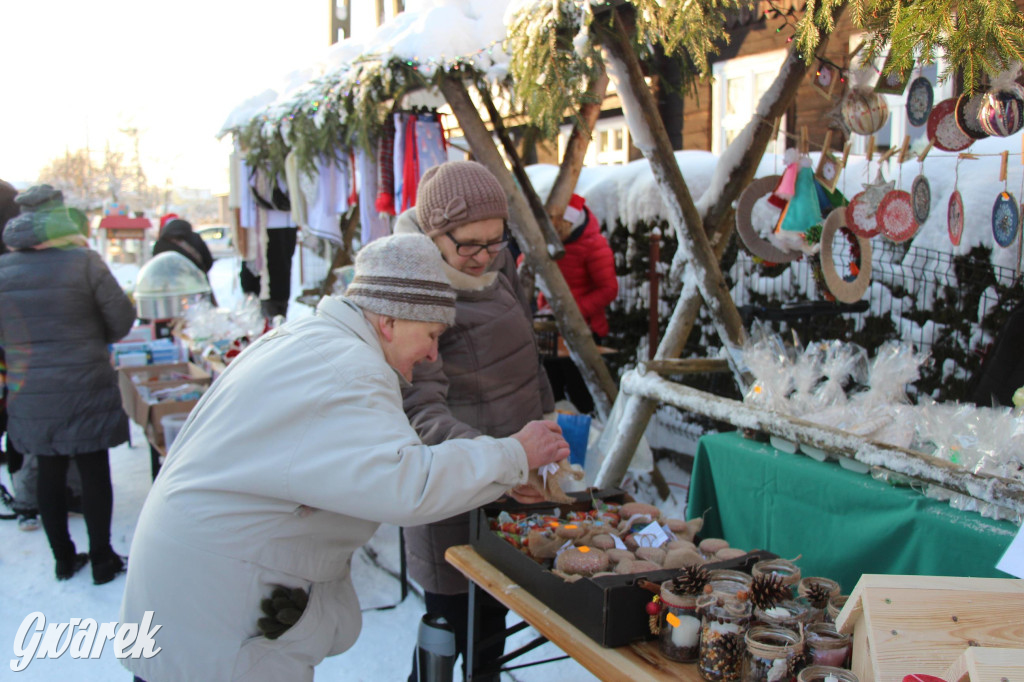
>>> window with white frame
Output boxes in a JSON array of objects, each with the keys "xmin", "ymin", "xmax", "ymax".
[
  {"xmin": 559, "ymin": 115, "xmax": 631, "ymax": 166},
  {"xmin": 712, "ymin": 50, "xmax": 788, "ymax": 156}
]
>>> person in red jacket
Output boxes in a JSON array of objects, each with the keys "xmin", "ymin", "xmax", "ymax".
[{"xmin": 538, "ymin": 194, "xmax": 618, "ymax": 413}]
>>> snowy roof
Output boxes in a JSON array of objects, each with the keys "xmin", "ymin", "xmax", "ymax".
[{"xmin": 218, "ymin": 0, "xmax": 516, "ymax": 138}]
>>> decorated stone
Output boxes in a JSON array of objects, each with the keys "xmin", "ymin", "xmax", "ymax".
[
  {"xmin": 842, "ymin": 87, "xmax": 890, "ymax": 135},
  {"xmin": 906, "ymin": 77, "xmax": 934, "ymax": 127},
  {"xmin": 911, "ymin": 174, "xmax": 931, "ymax": 224},
  {"xmin": 928, "ymin": 98, "xmax": 973, "ymax": 152},
  {"xmin": 948, "ymin": 190, "xmax": 964, "ymax": 246},
  {"xmin": 954, "ymin": 92, "xmax": 990, "ymax": 140},
  {"xmin": 877, "ymin": 190, "xmax": 919, "ymax": 243},
  {"xmin": 992, "ymin": 191, "xmax": 1020, "ymax": 247},
  {"xmin": 978, "ymin": 83, "xmax": 1024, "ymax": 137}
]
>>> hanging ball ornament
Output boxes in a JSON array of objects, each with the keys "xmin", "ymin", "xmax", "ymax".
[
  {"xmin": 978, "ymin": 82, "xmax": 1024, "ymax": 137},
  {"xmin": 842, "ymin": 86, "xmax": 890, "ymax": 135}
]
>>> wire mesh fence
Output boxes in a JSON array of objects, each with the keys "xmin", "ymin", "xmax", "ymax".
[{"xmin": 606, "ymin": 220, "xmax": 1024, "ymax": 403}]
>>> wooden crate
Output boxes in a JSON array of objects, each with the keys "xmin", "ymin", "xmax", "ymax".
[
  {"xmin": 943, "ymin": 647, "xmax": 1024, "ymax": 681},
  {"xmin": 834, "ymin": 575, "xmax": 1024, "ymax": 682}
]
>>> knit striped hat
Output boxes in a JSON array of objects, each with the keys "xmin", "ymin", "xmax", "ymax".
[
  {"xmin": 416, "ymin": 161, "xmax": 508, "ymax": 236},
  {"xmin": 346, "ymin": 234, "xmax": 456, "ymax": 325}
]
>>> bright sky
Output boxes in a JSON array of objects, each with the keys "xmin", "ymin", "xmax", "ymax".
[{"xmin": 0, "ymin": 0, "xmax": 329, "ymax": 194}]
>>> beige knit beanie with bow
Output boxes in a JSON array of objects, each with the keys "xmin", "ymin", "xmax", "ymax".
[{"xmin": 415, "ymin": 161, "xmax": 509, "ymax": 236}]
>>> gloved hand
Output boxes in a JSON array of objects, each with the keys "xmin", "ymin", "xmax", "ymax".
[{"xmin": 257, "ymin": 584, "xmax": 309, "ymax": 639}]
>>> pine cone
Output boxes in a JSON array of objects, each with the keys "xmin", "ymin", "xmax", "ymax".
[
  {"xmin": 720, "ymin": 631, "xmax": 745, "ymax": 671},
  {"xmin": 750, "ymin": 572, "xmax": 790, "ymax": 611},
  {"xmin": 672, "ymin": 564, "xmax": 711, "ymax": 596},
  {"xmin": 791, "ymin": 645, "xmax": 812, "ymax": 672},
  {"xmin": 805, "ymin": 582, "xmax": 833, "ymax": 609},
  {"xmin": 257, "ymin": 584, "xmax": 310, "ymax": 640}
]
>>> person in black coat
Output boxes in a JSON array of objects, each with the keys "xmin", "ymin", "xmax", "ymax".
[
  {"xmin": 971, "ymin": 300, "xmax": 1024, "ymax": 407},
  {"xmin": 152, "ymin": 217, "xmax": 214, "ymax": 274},
  {"xmin": 0, "ymin": 184, "xmax": 136, "ymax": 583}
]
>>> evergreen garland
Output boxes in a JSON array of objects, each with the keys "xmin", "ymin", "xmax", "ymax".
[{"xmin": 505, "ymin": 0, "xmax": 602, "ymax": 139}]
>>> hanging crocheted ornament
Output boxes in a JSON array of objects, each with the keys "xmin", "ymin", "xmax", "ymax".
[
  {"xmin": 877, "ymin": 190, "xmax": 919, "ymax": 243},
  {"xmin": 773, "ymin": 164, "xmax": 823, "ymax": 254},
  {"xmin": 911, "ymin": 175, "xmax": 931, "ymax": 224},
  {"xmin": 906, "ymin": 77, "xmax": 934, "ymax": 127},
  {"xmin": 992, "ymin": 191, "xmax": 1020, "ymax": 247},
  {"xmin": 736, "ymin": 175, "xmax": 802, "ymax": 262},
  {"xmin": 819, "ymin": 209, "xmax": 873, "ymax": 303},
  {"xmin": 979, "ymin": 83, "xmax": 1024, "ymax": 137},
  {"xmin": 842, "ymin": 86, "xmax": 890, "ymax": 135},
  {"xmin": 845, "ymin": 175, "xmax": 894, "ymax": 239},
  {"xmin": 768, "ymin": 148, "xmax": 801, "ymax": 208},
  {"xmin": 948, "ymin": 190, "xmax": 965, "ymax": 246},
  {"xmin": 928, "ymin": 98, "xmax": 973, "ymax": 152},
  {"xmin": 954, "ymin": 92, "xmax": 990, "ymax": 140}
]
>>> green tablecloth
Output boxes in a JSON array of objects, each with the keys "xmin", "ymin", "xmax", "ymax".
[{"xmin": 686, "ymin": 431, "xmax": 1018, "ymax": 593}]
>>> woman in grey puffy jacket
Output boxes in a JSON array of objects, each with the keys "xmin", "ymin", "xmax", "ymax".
[
  {"xmin": 397, "ymin": 162, "xmax": 555, "ymax": 681},
  {"xmin": 0, "ymin": 185, "xmax": 136, "ymax": 583}
]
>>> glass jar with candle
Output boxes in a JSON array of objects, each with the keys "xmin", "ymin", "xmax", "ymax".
[
  {"xmin": 754, "ymin": 598, "xmax": 813, "ymax": 633},
  {"xmin": 708, "ymin": 569, "xmax": 754, "ymax": 599},
  {"xmin": 804, "ymin": 623, "xmax": 852, "ymax": 669},
  {"xmin": 659, "ymin": 581, "xmax": 701, "ymax": 662},
  {"xmin": 752, "ymin": 559, "xmax": 801, "ymax": 597},
  {"xmin": 796, "ymin": 664, "xmax": 859, "ymax": 682},
  {"xmin": 824, "ymin": 595, "xmax": 848, "ymax": 624},
  {"xmin": 741, "ymin": 625, "xmax": 802, "ymax": 682},
  {"xmin": 797, "ymin": 577, "xmax": 841, "ymax": 623},
  {"xmin": 697, "ymin": 593, "xmax": 753, "ymax": 681}
]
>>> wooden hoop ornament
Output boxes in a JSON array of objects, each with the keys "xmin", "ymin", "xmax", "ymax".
[
  {"xmin": 819, "ymin": 209, "xmax": 872, "ymax": 303},
  {"xmin": 735, "ymin": 175, "xmax": 801, "ymax": 264}
]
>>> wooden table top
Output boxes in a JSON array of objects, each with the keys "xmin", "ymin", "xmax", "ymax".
[{"xmin": 446, "ymin": 544, "xmax": 705, "ymax": 682}]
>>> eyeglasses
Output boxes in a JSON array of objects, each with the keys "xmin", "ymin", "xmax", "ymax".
[{"xmin": 444, "ymin": 229, "xmax": 511, "ymax": 257}]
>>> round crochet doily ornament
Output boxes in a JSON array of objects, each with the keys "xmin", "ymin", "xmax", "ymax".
[
  {"xmin": 992, "ymin": 191, "xmax": 1020, "ymax": 247},
  {"xmin": 928, "ymin": 98, "xmax": 973, "ymax": 152},
  {"xmin": 877, "ymin": 190, "xmax": 919, "ymax": 243},
  {"xmin": 948, "ymin": 190, "xmax": 964, "ymax": 246},
  {"xmin": 820, "ymin": 210, "xmax": 872, "ymax": 303},
  {"xmin": 911, "ymin": 174, "xmax": 931, "ymax": 224},
  {"xmin": 845, "ymin": 191, "xmax": 880, "ymax": 239},
  {"xmin": 906, "ymin": 77, "xmax": 934, "ymax": 127}
]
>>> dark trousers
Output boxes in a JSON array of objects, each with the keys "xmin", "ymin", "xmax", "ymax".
[
  {"xmin": 409, "ymin": 590, "xmax": 508, "ymax": 682},
  {"xmin": 37, "ymin": 450, "xmax": 114, "ymax": 564},
  {"xmin": 240, "ymin": 227, "xmax": 298, "ymax": 319}
]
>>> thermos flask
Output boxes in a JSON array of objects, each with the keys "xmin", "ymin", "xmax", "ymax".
[{"xmin": 415, "ymin": 613, "xmax": 456, "ymax": 682}]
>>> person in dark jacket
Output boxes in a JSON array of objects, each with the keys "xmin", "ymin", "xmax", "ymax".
[
  {"xmin": 0, "ymin": 184, "xmax": 136, "ymax": 583},
  {"xmin": 970, "ymin": 299, "xmax": 1024, "ymax": 407},
  {"xmin": 396, "ymin": 161, "xmax": 556, "ymax": 681},
  {"xmin": 153, "ymin": 217, "xmax": 214, "ymax": 274}
]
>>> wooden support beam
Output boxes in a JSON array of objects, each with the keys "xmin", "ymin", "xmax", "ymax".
[
  {"xmin": 546, "ymin": 62, "xmax": 610, "ymax": 235},
  {"xmin": 439, "ymin": 74, "xmax": 618, "ymax": 418},
  {"xmin": 476, "ymin": 84, "xmax": 565, "ymax": 260},
  {"xmin": 595, "ymin": 10, "xmax": 747, "ymax": 353},
  {"xmin": 638, "ymin": 358, "xmax": 730, "ymax": 376},
  {"xmin": 619, "ymin": 371, "xmax": 1024, "ymax": 515}
]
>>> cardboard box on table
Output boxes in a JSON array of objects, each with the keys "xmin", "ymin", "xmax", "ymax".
[
  {"xmin": 470, "ymin": 489, "xmax": 776, "ymax": 648},
  {"xmin": 834, "ymin": 574, "xmax": 1024, "ymax": 682},
  {"xmin": 117, "ymin": 362, "xmax": 211, "ymax": 451}
]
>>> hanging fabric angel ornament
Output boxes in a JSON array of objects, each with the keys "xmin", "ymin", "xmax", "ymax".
[
  {"xmin": 770, "ymin": 154, "xmax": 823, "ymax": 254},
  {"xmin": 768, "ymin": 148, "xmax": 800, "ymax": 209}
]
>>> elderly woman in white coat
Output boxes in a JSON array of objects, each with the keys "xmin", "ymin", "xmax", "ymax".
[{"xmin": 119, "ymin": 234, "xmax": 569, "ymax": 682}]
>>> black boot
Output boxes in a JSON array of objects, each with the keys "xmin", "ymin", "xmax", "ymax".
[
  {"xmin": 56, "ymin": 553, "xmax": 89, "ymax": 581},
  {"xmin": 92, "ymin": 551, "xmax": 127, "ymax": 585}
]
